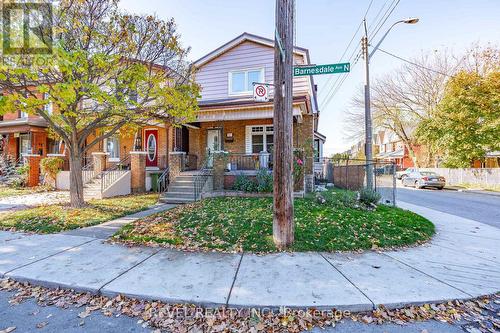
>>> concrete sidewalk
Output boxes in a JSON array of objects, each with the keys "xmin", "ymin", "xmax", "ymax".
[{"xmin": 0, "ymin": 201, "xmax": 498, "ymax": 311}]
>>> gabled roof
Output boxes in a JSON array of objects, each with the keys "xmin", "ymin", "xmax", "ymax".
[
  {"xmin": 193, "ymin": 32, "xmax": 309, "ymax": 67},
  {"xmin": 192, "ymin": 32, "xmax": 319, "ymax": 113}
]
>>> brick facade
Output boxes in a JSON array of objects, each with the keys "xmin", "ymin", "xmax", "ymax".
[
  {"xmin": 26, "ymin": 154, "xmax": 41, "ymax": 187},
  {"xmin": 130, "ymin": 151, "xmax": 147, "ymax": 193}
]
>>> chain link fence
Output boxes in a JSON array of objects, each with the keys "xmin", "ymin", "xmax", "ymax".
[{"xmin": 314, "ymin": 158, "xmax": 397, "ymax": 206}]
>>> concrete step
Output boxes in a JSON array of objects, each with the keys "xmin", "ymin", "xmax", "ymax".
[
  {"xmin": 167, "ymin": 186, "xmax": 195, "ymax": 193},
  {"xmin": 163, "ymin": 191, "xmax": 196, "ymax": 199},
  {"xmin": 159, "ymin": 196, "xmax": 196, "ymax": 204}
]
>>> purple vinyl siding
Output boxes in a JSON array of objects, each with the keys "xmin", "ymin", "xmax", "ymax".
[{"xmin": 195, "ymin": 40, "xmax": 312, "ymax": 102}]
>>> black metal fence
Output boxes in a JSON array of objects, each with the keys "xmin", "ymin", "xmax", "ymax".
[{"xmin": 314, "ymin": 158, "xmax": 396, "ymax": 206}]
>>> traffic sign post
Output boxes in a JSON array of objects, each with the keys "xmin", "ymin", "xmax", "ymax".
[{"xmin": 293, "ymin": 62, "xmax": 350, "ymax": 76}]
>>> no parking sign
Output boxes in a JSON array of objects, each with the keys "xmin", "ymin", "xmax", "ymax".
[{"xmin": 253, "ymin": 83, "xmax": 269, "ymax": 102}]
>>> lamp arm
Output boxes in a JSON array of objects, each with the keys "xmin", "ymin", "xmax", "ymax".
[{"xmin": 369, "ymin": 21, "xmax": 404, "ymax": 60}]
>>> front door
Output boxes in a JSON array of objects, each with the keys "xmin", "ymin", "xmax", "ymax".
[
  {"xmin": 144, "ymin": 129, "xmax": 158, "ymax": 168},
  {"xmin": 206, "ymin": 129, "xmax": 221, "ymax": 167}
]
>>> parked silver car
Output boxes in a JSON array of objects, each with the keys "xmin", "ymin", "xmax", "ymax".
[
  {"xmin": 396, "ymin": 167, "xmax": 417, "ymax": 180},
  {"xmin": 402, "ymin": 171, "xmax": 446, "ymax": 190}
]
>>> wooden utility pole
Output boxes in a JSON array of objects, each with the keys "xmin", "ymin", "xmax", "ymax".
[{"xmin": 273, "ymin": 0, "xmax": 294, "ymax": 249}]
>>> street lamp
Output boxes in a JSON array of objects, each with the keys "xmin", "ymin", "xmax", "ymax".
[{"xmin": 362, "ymin": 17, "xmax": 419, "ymax": 190}]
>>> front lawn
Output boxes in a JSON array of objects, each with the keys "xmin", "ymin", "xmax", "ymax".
[
  {"xmin": 0, "ymin": 185, "xmax": 51, "ymax": 198},
  {"xmin": 0, "ymin": 194, "xmax": 158, "ymax": 233},
  {"xmin": 114, "ymin": 189, "xmax": 435, "ymax": 252}
]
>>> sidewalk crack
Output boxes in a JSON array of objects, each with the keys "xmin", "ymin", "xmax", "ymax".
[
  {"xmin": 2, "ymin": 238, "xmax": 97, "ymax": 277},
  {"xmin": 97, "ymin": 249, "xmax": 161, "ymax": 293},
  {"xmin": 382, "ymin": 253, "xmax": 473, "ymax": 297},
  {"xmin": 225, "ymin": 252, "xmax": 244, "ymax": 307},
  {"xmin": 320, "ymin": 253, "xmax": 375, "ymax": 309}
]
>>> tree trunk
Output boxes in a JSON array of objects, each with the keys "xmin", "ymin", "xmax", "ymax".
[
  {"xmin": 69, "ymin": 149, "xmax": 85, "ymax": 208},
  {"xmin": 273, "ymin": 0, "xmax": 294, "ymax": 249}
]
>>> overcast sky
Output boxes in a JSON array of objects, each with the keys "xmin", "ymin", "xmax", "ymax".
[{"xmin": 119, "ymin": 0, "xmax": 500, "ymax": 156}]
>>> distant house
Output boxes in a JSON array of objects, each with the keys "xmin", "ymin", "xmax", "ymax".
[{"xmin": 373, "ymin": 130, "xmax": 418, "ymax": 169}]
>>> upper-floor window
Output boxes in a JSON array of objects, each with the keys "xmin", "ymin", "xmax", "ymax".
[
  {"xmin": 228, "ymin": 68, "xmax": 264, "ymax": 96},
  {"xmin": 43, "ymin": 93, "xmax": 53, "ymax": 115}
]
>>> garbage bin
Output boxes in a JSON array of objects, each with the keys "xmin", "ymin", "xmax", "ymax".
[{"xmin": 150, "ymin": 172, "xmax": 159, "ymax": 192}]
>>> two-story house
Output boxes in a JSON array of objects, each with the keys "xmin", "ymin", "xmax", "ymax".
[{"xmin": 166, "ymin": 33, "xmax": 324, "ymax": 194}]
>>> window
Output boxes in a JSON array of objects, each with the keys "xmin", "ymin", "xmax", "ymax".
[
  {"xmin": 229, "ymin": 68, "xmax": 264, "ymax": 95},
  {"xmin": 43, "ymin": 93, "xmax": 53, "ymax": 115},
  {"xmin": 106, "ymin": 137, "xmax": 120, "ymax": 160},
  {"xmin": 314, "ymin": 139, "xmax": 320, "ymax": 162},
  {"xmin": 250, "ymin": 125, "xmax": 273, "ymax": 154},
  {"xmin": 19, "ymin": 134, "xmax": 31, "ymax": 157}
]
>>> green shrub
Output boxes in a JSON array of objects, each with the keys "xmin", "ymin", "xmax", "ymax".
[
  {"xmin": 233, "ymin": 174, "xmax": 257, "ymax": 192},
  {"xmin": 359, "ymin": 187, "xmax": 381, "ymax": 206},
  {"xmin": 15, "ymin": 164, "xmax": 30, "ymax": 187},
  {"xmin": 40, "ymin": 157, "xmax": 64, "ymax": 180},
  {"xmin": 256, "ymin": 169, "xmax": 273, "ymax": 192}
]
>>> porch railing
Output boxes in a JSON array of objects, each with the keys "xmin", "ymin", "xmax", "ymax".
[
  {"xmin": 82, "ymin": 160, "xmax": 96, "ymax": 185},
  {"xmin": 193, "ymin": 153, "xmax": 211, "ymax": 200},
  {"xmin": 183, "ymin": 154, "xmax": 198, "ymax": 171},
  {"xmin": 226, "ymin": 152, "xmax": 272, "ymax": 171},
  {"xmin": 157, "ymin": 167, "xmax": 170, "ymax": 197},
  {"xmin": 100, "ymin": 155, "xmax": 131, "ymax": 194}
]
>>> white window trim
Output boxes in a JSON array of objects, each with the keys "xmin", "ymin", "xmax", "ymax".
[
  {"xmin": 104, "ymin": 137, "xmax": 120, "ymax": 162},
  {"xmin": 228, "ymin": 67, "xmax": 265, "ymax": 96},
  {"xmin": 248, "ymin": 125, "xmax": 273, "ymax": 154}
]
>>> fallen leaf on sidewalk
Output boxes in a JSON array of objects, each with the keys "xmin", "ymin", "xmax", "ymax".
[
  {"xmin": 0, "ymin": 327, "xmax": 16, "ymax": 333},
  {"xmin": 36, "ymin": 322, "xmax": 47, "ymax": 329}
]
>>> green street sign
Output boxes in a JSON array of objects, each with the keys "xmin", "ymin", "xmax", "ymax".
[{"xmin": 293, "ymin": 63, "xmax": 350, "ymax": 76}]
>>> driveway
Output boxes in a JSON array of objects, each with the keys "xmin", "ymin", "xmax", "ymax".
[{"xmin": 397, "ymin": 187, "xmax": 500, "ymax": 228}]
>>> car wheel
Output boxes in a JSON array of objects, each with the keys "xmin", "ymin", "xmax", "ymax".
[
  {"xmin": 415, "ymin": 181, "xmax": 423, "ymax": 189},
  {"xmin": 401, "ymin": 174, "xmax": 407, "ymax": 181}
]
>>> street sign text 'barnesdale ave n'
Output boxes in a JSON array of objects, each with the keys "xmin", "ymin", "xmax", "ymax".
[{"xmin": 294, "ymin": 62, "xmax": 350, "ymax": 76}]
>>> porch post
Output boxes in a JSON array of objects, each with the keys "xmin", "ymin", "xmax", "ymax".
[
  {"xmin": 130, "ymin": 151, "xmax": 147, "ymax": 193},
  {"xmin": 92, "ymin": 152, "xmax": 109, "ymax": 174},
  {"xmin": 169, "ymin": 151, "xmax": 185, "ymax": 180},
  {"xmin": 212, "ymin": 152, "xmax": 226, "ymax": 191},
  {"xmin": 25, "ymin": 154, "xmax": 41, "ymax": 187}
]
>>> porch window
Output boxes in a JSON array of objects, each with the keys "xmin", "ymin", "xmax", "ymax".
[
  {"xmin": 250, "ymin": 125, "xmax": 273, "ymax": 154},
  {"xmin": 229, "ymin": 68, "xmax": 264, "ymax": 95},
  {"xmin": 48, "ymin": 139, "xmax": 61, "ymax": 154},
  {"xmin": 19, "ymin": 134, "xmax": 31, "ymax": 157},
  {"xmin": 105, "ymin": 136, "xmax": 120, "ymax": 161}
]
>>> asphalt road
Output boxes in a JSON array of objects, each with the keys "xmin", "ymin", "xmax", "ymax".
[
  {"xmin": 397, "ymin": 187, "xmax": 500, "ymax": 228},
  {"xmin": 0, "ymin": 289, "xmax": 484, "ymax": 333}
]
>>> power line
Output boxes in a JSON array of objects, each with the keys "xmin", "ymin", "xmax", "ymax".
[
  {"xmin": 320, "ymin": 51, "xmax": 363, "ymax": 110},
  {"xmin": 318, "ymin": 21, "xmax": 362, "ymax": 97},
  {"xmin": 369, "ymin": 0, "xmax": 401, "ymax": 40},
  {"xmin": 367, "ymin": 0, "xmax": 390, "ymax": 36},
  {"xmin": 378, "ymin": 48, "xmax": 454, "ymax": 77},
  {"xmin": 363, "ymin": 0, "xmax": 374, "ymax": 19},
  {"xmin": 319, "ymin": 0, "xmax": 380, "ymax": 110}
]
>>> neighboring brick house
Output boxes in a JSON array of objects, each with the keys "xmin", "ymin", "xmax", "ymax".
[
  {"xmin": 170, "ymin": 33, "xmax": 323, "ymax": 193},
  {"xmin": 1, "ymin": 33, "xmax": 326, "ymax": 198},
  {"xmin": 374, "ymin": 130, "xmax": 417, "ymax": 169}
]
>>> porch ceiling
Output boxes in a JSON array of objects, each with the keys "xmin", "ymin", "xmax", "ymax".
[{"xmin": 196, "ymin": 106, "xmax": 302, "ymax": 122}]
